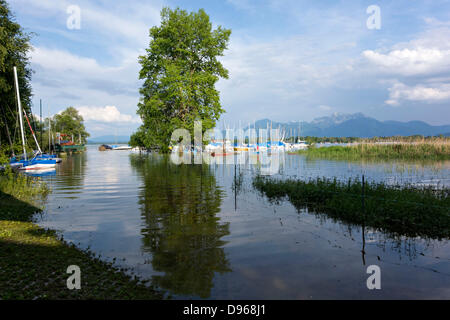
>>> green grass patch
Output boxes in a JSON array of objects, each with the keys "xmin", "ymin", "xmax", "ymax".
[
  {"xmin": 253, "ymin": 176, "xmax": 450, "ymax": 239},
  {"xmin": 298, "ymin": 142, "xmax": 450, "ymax": 161},
  {"xmin": 0, "ymin": 170, "xmax": 163, "ymax": 299}
]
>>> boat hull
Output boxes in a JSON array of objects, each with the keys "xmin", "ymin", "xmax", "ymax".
[{"xmin": 18, "ymin": 163, "xmax": 56, "ymax": 170}]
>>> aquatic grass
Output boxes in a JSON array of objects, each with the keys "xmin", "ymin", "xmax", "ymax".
[
  {"xmin": 0, "ymin": 169, "xmax": 50, "ymax": 221},
  {"xmin": 0, "ymin": 170, "xmax": 164, "ymax": 299},
  {"xmin": 253, "ymin": 176, "xmax": 450, "ymax": 239},
  {"xmin": 298, "ymin": 141, "xmax": 450, "ymax": 161},
  {"xmin": 0, "ymin": 217, "xmax": 164, "ymax": 299}
]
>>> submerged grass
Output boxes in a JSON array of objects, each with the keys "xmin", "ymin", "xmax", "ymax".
[
  {"xmin": 0, "ymin": 169, "xmax": 163, "ymax": 299},
  {"xmin": 298, "ymin": 142, "xmax": 450, "ymax": 161},
  {"xmin": 253, "ymin": 176, "xmax": 450, "ymax": 239}
]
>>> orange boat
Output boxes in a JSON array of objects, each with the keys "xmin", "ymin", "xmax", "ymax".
[{"xmin": 211, "ymin": 152, "xmax": 234, "ymax": 157}]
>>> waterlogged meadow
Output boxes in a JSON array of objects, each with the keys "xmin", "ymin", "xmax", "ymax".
[
  {"xmin": 20, "ymin": 145, "xmax": 450, "ymax": 299},
  {"xmin": 298, "ymin": 141, "xmax": 450, "ymax": 161},
  {"xmin": 0, "ymin": 168, "xmax": 163, "ymax": 299},
  {"xmin": 253, "ymin": 176, "xmax": 450, "ymax": 239}
]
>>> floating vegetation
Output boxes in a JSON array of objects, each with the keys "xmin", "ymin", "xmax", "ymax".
[{"xmin": 253, "ymin": 176, "xmax": 450, "ymax": 239}]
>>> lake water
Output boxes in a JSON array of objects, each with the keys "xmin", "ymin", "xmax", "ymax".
[{"xmin": 35, "ymin": 145, "xmax": 450, "ymax": 299}]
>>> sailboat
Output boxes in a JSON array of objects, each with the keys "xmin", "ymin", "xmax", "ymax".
[
  {"xmin": 289, "ymin": 122, "xmax": 308, "ymax": 151},
  {"xmin": 9, "ymin": 67, "xmax": 58, "ymax": 170}
]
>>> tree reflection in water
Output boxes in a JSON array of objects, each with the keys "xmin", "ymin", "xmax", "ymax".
[{"xmin": 130, "ymin": 154, "xmax": 231, "ymax": 298}]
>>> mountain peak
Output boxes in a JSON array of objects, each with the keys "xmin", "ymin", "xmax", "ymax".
[
  {"xmin": 249, "ymin": 113, "xmax": 449, "ymax": 138},
  {"xmin": 311, "ymin": 112, "xmax": 366, "ymax": 127}
]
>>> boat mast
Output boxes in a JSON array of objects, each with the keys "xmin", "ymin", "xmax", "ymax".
[
  {"xmin": 48, "ymin": 117, "xmax": 51, "ymax": 154},
  {"xmin": 299, "ymin": 122, "xmax": 301, "ymax": 142},
  {"xmin": 22, "ymin": 107, "xmax": 42, "ymax": 154},
  {"xmin": 13, "ymin": 66, "xmax": 27, "ymax": 161},
  {"xmin": 40, "ymin": 99, "xmax": 43, "ymax": 149}
]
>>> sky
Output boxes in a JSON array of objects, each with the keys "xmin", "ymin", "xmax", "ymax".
[{"xmin": 7, "ymin": 0, "xmax": 450, "ymax": 137}]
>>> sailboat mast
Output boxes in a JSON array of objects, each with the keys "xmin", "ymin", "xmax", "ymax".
[
  {"xmin": 48, "ymin": 117, "xmax": 51, "ymax": 154},
  {"xmin": 22, "ymin": 108, "xmax": 42, "ymax": 154},
  {"xmin": 13, "ymin": 66, "xmax": 27, "ymax": 161},
  {"xmin": 299, "ymin": 122, "xmax": 301, "ymax": 142},
  {"xmin": 40, "ymin": 99, "xmax": 43, "ymax": 148}
]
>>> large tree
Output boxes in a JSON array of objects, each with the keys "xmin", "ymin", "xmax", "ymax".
[
  {"xmin": 53, "ymin": 107, "xmax": 90, "ymax": 144},
  {"xmin": 0, "ymin": 0, "xmax": 33, "ymax": 156},
  {"xmin": 132, "ymin": 7, "xmax": 231, "ymax": 152}
]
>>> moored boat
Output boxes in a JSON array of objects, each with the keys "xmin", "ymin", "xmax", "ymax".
[
  {"xmin": 112, "ymin": 145, "xmax": 132, "ymax": 150},
  {"xmin": 9, "ymin": 66, "xmax": 59, "ymax": 171}
]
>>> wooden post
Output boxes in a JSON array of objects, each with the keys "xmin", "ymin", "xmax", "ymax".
[
  {"xmin": 361, "ymin": 174, "xmax": 366, "ymax": 265},
  {"xmin": 362, "ymin": 175, "xmax": 365, "ymax": 214}
]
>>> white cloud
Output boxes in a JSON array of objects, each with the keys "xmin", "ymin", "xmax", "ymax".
[
  {"xmin": 76, "ymin": 106, "xmax": 141, "ymax": 124},
  {"xmin": 385, "ymin": 82, "xmax": 450, "ymax": 106},
  {"xmin": 424, "ymin": 17, "xmax": 450, "ymax": 28},
  {"xmin": 12, "ymin": 0, "xmax": 161, "ymax": 46},
  {"xmin": 30, "ymin": 44, "xmax": 142, "ymax": 106},
  {"xmin": 32, "ymin": 47, "xmax": 112, "ymax": 74},
  {"xmin": 318, "ymin": 105, "xmax": 332, "ymax": 111},
  {"xmin": 361, "ymin": 27, "xmax": 450, "ymax": 108},
  {"xmin": 363, "ymin": 27, "xmax": 450, "ymax": 77},
  {"xmin": 14, "ymin": 0, "xmax": 164, "ymax": 137},
  {"xmin": 363, "ymin": 47, "xmax": 450, "ymax": 76}
]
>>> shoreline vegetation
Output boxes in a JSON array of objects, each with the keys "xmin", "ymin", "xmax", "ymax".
[
  {"xmin": 253, "ymin": 176, "xmax": 450, "ymax": 239},
  {"xmin": 0, "ymin": 169, "xmax": 163, "ymax": 299},
  {"xmin": 297, "ymin": 140, "xmax": 450, "ymax": 161}
]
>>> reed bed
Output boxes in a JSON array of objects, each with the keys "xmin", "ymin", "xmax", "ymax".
[
  {"xmin": 253, "ymin": 176, "xmax": 450, "ymax": 239},
  {"xmin": 298, "ymin": 141, "xmax": 450, "ymax": 160}
]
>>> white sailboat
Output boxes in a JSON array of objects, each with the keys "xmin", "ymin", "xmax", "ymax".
[{"xmin": 10, "ymin": 67, "xmax": 57, "ymax": 170}]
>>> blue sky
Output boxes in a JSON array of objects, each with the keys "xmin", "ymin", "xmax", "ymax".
[{"xmin": 8, "ymin": 0, "xmax": 450, "ymax": 137}]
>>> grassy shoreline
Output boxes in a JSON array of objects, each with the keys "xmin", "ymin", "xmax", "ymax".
[
  {"xmin": 298, "ymin": 142, "xmax": 450, "ymax": 161},
  {"xmin": 0, "ymin": 171, "xmax": 163, "ymax": 299},
  {"xmin": 254, "ymin": 176, "xmax": 450, "ymax": 239}
]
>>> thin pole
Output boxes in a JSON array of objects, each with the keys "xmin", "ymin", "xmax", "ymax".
[
  {"xmin": 22, "ymin": 107, "xmax": 42, "ymax": 154},
  {"xmin": 234, "ymin": 162, "xmax": 237, "ymax": 211},
  {"xmin": 40, "ymin": 99, "xmax": 43, "ymax": 149},
  {"xmin": 48, "ymin": 117, "xmax": 51, "ymax": 154},
  {"xmin": 362, "ymin": 175, "xmax": 365, "ymax": 214},
  {"xmin": 361, "ymin": 174, "xmax": 366, "ymax": 265},
  {"xmin": 13, "ymin": 66, "xmax": 27, "ymax": 161}
]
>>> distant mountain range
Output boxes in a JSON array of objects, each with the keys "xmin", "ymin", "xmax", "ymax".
[
  {"xmin": 249, "ymin": 113, "xmax": 450, "ymax": 138},
  {"xmin": 87, "ymin": 113, "xmax": 449, "ymax": 142},
  {"xmin": 87, "ymin": 135, "xmax": 130, "ymax": 144}
]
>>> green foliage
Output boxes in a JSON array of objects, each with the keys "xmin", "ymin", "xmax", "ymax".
[
  {"xmin": 135, "ymin": 7, "xmax": 231, "ymax": 152},
  {"xmin": 129, "ymin": 127, "xmax": 146, "ymax": 148},
  {"xmin": 254, "ymin": 176, "xmax": 450, "ymax": 239},
  {"xmin": 0, "ymin": 0, "xmax": 33, "ymax": 153},
  {"xmin": 0, "ymin": 168, "xmax": 49, "ymax": 221},
  {"xmin": 129, "ymin": 154, "xmax": 230, "ymax": 298},
  {"xmin": 53, "ymin": 107, "xmax": 90, "ymax": 144}
]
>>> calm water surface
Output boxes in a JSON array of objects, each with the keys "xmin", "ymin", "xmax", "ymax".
[{"xmin": 35, "ymin": 145, "xmax": 450, "ymax": 299}]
